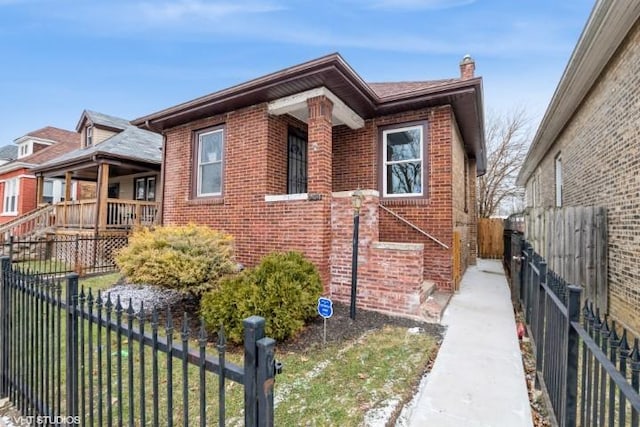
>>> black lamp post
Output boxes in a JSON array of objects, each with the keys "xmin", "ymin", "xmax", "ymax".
[{"xmin": 350, "ymin": 189, "xmax": 364, "ymax": 320}]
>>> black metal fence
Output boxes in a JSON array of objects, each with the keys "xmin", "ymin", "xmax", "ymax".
[
  {"xmin": 0, "ymin": 257, "xmax": 277, "ymax": 426},
  {"xmin": 0, "ymin": 234, "xmax": 128, "ymax": 277},
  {"xmin": 508, "ymin": 237, "xmax": 640, "ymax": 427}
]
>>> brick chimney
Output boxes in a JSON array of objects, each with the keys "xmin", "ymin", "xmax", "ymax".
[{"xmin": 460, "ymin": 54, "xmax": 475, "ymax": 80}]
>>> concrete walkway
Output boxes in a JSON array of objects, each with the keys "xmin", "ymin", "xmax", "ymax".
[{"xmin": 407, "ymin": 259, "xmax": 533, "ymax": 427}]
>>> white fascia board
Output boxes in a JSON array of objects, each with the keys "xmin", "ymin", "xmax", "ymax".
[
  {"xmin": 0, "ymin": 162, "xmax": 34, "ymax": 175},
  {"xmin": 13, "ymin": 136, "xmax": 55, "ymax": 145},
  {"xmin": 267, "ymin": 87, "xmax": 365, "ymax": 129}
]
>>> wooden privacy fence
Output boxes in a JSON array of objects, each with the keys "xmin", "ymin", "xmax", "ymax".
[
  {"xmin": 525, "ymin": 207, "xmax": 607, "ymax": 313},
  {"xmin": 478, "ymin": 218, "xmax": 504, "ymax": 259}
]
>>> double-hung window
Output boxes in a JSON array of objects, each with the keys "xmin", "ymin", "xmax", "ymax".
[
  {"xmin": 382, "ymin": 123, "xmax": 425, "ymax": 197},
  {"xmin": 43, "ymin": 180, "xmax": 54, "ymax": 204},
  {"xmin": 195, "ymin": 127, "xmax": 224, "ymax": 197},
  {"xmin": 85, "ymin": 126, "xmax": 93, "ymax": 148},
  {"xmin": 3, "ymin": 178, "xmax": 19, "ymax": 214},
  {"xmin": 135, "ymin": 176, "xmax": 156, "ymax": 201}
]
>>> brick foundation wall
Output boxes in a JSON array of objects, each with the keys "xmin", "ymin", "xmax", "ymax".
[
  {"xmin": 523, "ymin": 20, "xmax": 640, "ymax": 336},
  {"xmin": 330, "ymin": 191, "xmax": 425, "ymax": 317}
]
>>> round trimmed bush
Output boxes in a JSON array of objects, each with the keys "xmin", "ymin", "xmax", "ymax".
[
  {"xmin": 115, "ymin": 224, "xmax": 236, "ymax": 296},
  {"xmin": 200, "ymin": 251, "xmax": 323, "ymax": 343}
]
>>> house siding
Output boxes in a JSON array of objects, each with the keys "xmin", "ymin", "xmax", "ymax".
[{"xmin": 524, "ymin": 20, "xmax": 640, "ymax": 335}]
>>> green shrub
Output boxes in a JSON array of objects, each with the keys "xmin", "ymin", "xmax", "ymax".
[
  {"xmin": 115, "ymin": 224, "xmax": 236, "ymax": 296},
  {"xmin": 200, "ymin": 251, "xmax": 323, "ymax": 343}
]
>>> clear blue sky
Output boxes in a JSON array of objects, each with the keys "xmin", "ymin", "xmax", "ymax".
[{"xmin": 0, "ymin": 0, "xmax": 593, "ymax": 144}]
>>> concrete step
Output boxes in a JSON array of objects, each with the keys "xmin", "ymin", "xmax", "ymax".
[
  {"xmin": 422, "ymin": 280, "xmax": 436, "ymax": 298},
  {"xmin": 421, "ymin": 291, "xmax": 453, "ymax": 324}
]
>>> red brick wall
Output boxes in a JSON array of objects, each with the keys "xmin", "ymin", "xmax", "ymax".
[
  {"xmin": 330, "ymin": 192, "xmax": 425, "ymax": 316},
  {"xmin": 0, "ymin": 168, "xmax": 36, "ymax": 224},
  {"xmin": 333, "ymin": 106, "xmax": 459, "ymax": 290},
  {"xmin": 162, "ymin": 100, "xmax": 475, "ymax": 293},
  {"xmin": 162, "ymin": 102, "xmax": 334, "ymax": 286}
]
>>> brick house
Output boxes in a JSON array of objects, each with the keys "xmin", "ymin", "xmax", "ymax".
[
  {"xmin": 516, "ymin": 2, "xmax": 640, "ymax": 335},
  {"xmin": 0, "ymin": 127, "xmax": 80, "ymax": 224},
  {"xmin": 134, "ymin": 53, "xmax": 486, "ymax": 317}
]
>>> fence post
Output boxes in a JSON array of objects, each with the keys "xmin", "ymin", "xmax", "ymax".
[
  {"xmin": 74, "ymin": 234, "xmax": 80, "ymax": 274},
  {"xmin": 535, "ymin": 261, "xmax": 547, "ymax": 389},
  {"xmin": 66, "ymin": 273, "xmax": 80, "ymax": 418},
  {"xmin": 564, "ymin": 285, "xmax": 582, "ymax": 427},
  {"xmin": 257, "ymin": 337, "xmax": 276, "ymax": 427},
  {"xmin": 244, "ymin": 316, "xmax": 265, "ymax": 427},
  {"xmin": 8, "ymin": 235, "xmax": 14, "ymax": 262},
  {"xmin": 0, "ymin": 256, "xmax": 10, "ymax": 397},
  {"xmin": 524, "ymin": 244, "xmax": 534, "ymax": 323}
]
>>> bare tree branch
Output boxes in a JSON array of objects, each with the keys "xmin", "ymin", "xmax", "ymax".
[{"xmin": 477, "ymin": 108, "xmax": 531, "ymax": 218}]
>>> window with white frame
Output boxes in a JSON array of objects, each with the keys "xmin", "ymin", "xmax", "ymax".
[
  {"xmin": 382, "ymin": 124, "xmax": 425, "ymax": 197},
  {"xmin": 555, "ymin": 154, "xmax": 563, "ymax": 207},
  {"xmin": 3, "ymin": 178, "xmax": 19, "ymax": 214},
  {"xmin": 85, "ymin": 126, "xmax": 93, "ymax": 148},
  {"xmin": 195, "ymin": 127, "xmax": 224, "ymax": 197},
  {"xmin": 43, "ymin": 180, "xmax": 54, "ymax": 204}
]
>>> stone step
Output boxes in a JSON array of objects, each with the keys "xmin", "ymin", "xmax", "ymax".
[{"xmin": 421, "ymin": 291, "xmax": 453, "ymax": 324}]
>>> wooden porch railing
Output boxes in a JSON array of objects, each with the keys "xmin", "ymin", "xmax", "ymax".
[
  {"xmin": 54, "ymin": 199, "xmax": 159, "ymax": 229},
  {"xmin": 0, "ymin": 204, "xmax": 55, "ymax": 243}
]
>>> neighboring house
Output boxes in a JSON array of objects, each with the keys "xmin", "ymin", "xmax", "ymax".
[
  {"xmin": 0, "ymin": 127, "xmax": 80, "ymax": 224},
  {"xmin": 30, "ymin": 110, "xmax": 163, "ymax": 234},
  {"xmin": 516, "ymin": 2, "xmax": 640, "ymax": 335},
  {"xmin": 134, "ymin": 53, "xmax": 485, "ymax": 317},
  {"xmin": 0, "ymin": 145, "xmax": 18, "ymax": 166}
]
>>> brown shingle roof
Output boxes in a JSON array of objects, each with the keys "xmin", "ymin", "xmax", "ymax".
[
  {"xmin": 14, "ymin": 126, "xmax": 81, "ymax": 166},
  {"xmin": 25, "ymin": 126, "xmax": 80, "ymax": 145},
  {"xmin": 367, "ymin": 79, "xmax": 460, "ymax": 98}
]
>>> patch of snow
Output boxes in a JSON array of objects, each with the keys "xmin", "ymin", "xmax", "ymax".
[
  {"xmin": 406, "ymin": 327, "xmax": 423, "ymax": 335},
  {"xmin": 364, "ymin": 398, "xmax": 400, "ymax": 427},
  {"xmin": 394, "ymin": 371, "xmax": 430, "ymax": 426},
  {"xmin": 100, "ymin": 284, "xmax": 183, "ymax": 314}
]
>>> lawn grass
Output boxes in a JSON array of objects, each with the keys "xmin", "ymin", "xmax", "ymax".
[
  {"xmin": 79, "ymin": 272, "xmax": 120, "ymax": 292},
  {"xmin": 274, "ymin": 326, "xmax": 436, "ymax": 426},
  {"xmin": 10, "ymin": 271, "xmax": 439, "ymax": 425}
]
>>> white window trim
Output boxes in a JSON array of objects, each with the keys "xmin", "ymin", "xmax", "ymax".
[
  {"xmin": 85, "ymin": 126, "xmax": 93, "ymax": 148},
  {"xmin": 382, "ymin": 125, "xmax": 424, "ymax": 198},
  {"xmin": 196, "ymin": 128, "xmax": 224, "ymax": 198},
  {"xmin": 3, "ymin": 178, "xmax": 19, "ymax": 214},
  {"xmin": 555, "ymin": 154, "xmax": 563, "ymax": 207}
]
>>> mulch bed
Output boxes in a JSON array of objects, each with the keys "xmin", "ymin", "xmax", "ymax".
[
  {"xmin": 105, "ymin": 280, "xmax": 445, "ymax": 353},
  {"xmin": 277, "ymin": 302, "xmax": 445, "ymax": 353}
]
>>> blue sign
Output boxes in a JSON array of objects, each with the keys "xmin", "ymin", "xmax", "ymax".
[{"xmin": 317, "ymin": 297, "xmax": 333, "ymax": 318}]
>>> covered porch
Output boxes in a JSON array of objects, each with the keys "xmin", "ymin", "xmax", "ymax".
[{"xmin": 33, "ymin": 156, "xmax": 160, "ymax": 232}]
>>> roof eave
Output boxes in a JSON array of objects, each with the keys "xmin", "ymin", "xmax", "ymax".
[
  {"xmin": 516, "ymin": 0, "xmax": 640, "ymax": 186},
  {"xmin": 132, "ymin": 53, "xmax": 378, "ymax": 130}
]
